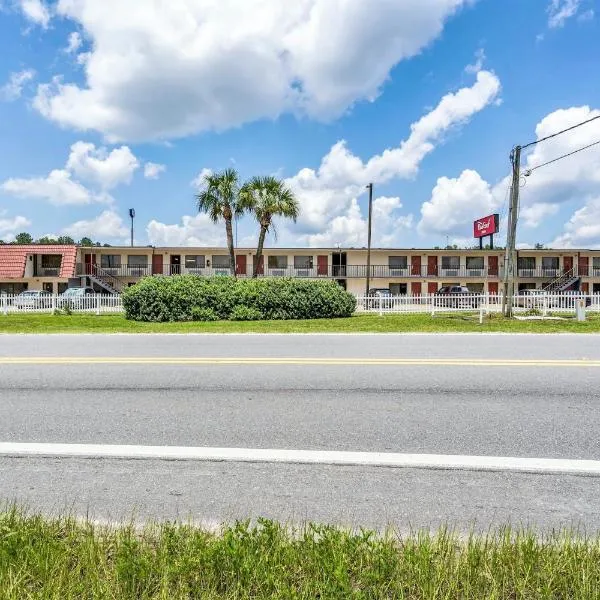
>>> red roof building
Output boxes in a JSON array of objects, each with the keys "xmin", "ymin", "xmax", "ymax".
[{"xmin": 0, "ymin": 245, "xmax": 77, "ymax": 279}]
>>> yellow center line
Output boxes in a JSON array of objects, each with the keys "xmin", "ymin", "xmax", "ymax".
[{"xmin": 0, "ymin": 357, "xmax": 599, "ymax": 367}]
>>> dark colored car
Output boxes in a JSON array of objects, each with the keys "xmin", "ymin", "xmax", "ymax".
[{"xmin": 434, "ymin": 286, "xmax": 481, "ymax": 308}]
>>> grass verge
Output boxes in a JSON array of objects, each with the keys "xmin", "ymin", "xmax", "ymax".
[
  {"xmin": 1, "ymin": 510, "xmax": 599, "ymax": 599},
  {"xmin": 1, "ymin": 312, "xmax": 600, "ymax": 333}
]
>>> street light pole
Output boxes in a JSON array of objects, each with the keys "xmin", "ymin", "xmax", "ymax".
[
  {"xmin": 365, "ymin": 183, "xmax": 374, "ymax": 297},
  {"xmin": 129, "ymin": 208, "xmax": 135, "ymax": 248}
]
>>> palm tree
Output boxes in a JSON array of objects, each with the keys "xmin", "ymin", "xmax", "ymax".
[
  {"xmin": 196, "ymin": 169, "xmax": 241, "ymax": 276},
  {"xmin": 239, "ymin": 176, "xmax": 299, "ymax": 278}
]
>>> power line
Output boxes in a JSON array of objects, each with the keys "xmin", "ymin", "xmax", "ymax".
[
  {"xmin": 524, "ymin": 139, "xmax": 600, "ymax": 176},
  {"xmin": 521, "ymin": 114, "xmax": 600, "ymax": 150}
]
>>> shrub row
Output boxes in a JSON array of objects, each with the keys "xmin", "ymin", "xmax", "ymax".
[{"xmin": 122, "ymin": 275, "xmax": 357, "ymax": 322}]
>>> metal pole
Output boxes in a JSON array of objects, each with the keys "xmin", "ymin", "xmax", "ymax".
[
  {"xmin": 129, "ymin": 208, "xmax": 135, "ymax": 248},
  {"xmin": 502, "ymin": 145, "xmax": 521, "ymax": 317},
  {"xmin": 365, "ymin": 183, "xmax": 373, "ymax": 297}
]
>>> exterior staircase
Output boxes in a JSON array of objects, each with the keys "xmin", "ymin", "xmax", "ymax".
[
  {"xmin": 87, "ymin": 265, "xmax": 123, "ymax": 294},
  {"xmin": 542, "ymin": 268, "xmax": 580, "ymax": 293}
]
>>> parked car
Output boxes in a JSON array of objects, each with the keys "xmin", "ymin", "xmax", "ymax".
[
  {"xmin": 13, "ymin": 290, "xmax": 53, "ymax": 309},
  {"xmin": 59, "ymin": 286, "xmax": 97, "ymax": 309},
  {"xmin": 366, "ymin": 288, "xmax": 393, "ymax": 309},
  {"xmin": 434, "ymin": 286, "xmax": 481, "ymax": 308},
  {"xmin": 515, "ymin": 289, "xmax": 548, "ymax": 308}
]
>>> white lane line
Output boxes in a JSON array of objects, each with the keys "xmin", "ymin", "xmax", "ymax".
[{"xmin": 1, "ymin": 443, "xmax": 599, "ymax": 476}]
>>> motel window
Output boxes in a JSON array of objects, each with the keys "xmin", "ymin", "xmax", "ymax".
[
  {"xmin": 127, "ymin": 255, "xmax": 148, "ymax": 267},
  {"xmin": 41, "ymin": 254, "xmax": 61, "ymax": 268},
  {"xmin": 294, "ymin": 256, "xmax": 313, "ymax": 269},
  {"xmin": 441, "ymin": 256, "xmax": 460, "ymax": 269},
  {"xmin": 465, "ymin": 256, "xmax": 484, "ymax": 270},
  {"xmin": 518, "ymin": 257, "xmax": 536, "ymax": 270},
  {"xmin": 211, "ymin": 255, "xmax": 230, "ymax": 269},
  {"xmin": 268, "ymin": 256, "xmax": 288, "ymax": 269},
  {"xmin": 594, "ymin": 257, "xmax": 600, "ymax": 268},
  {"xmin": 541, "ymin": 257, "xmax": 559, "ymax": 270},
  {"xmin": 185, "ymin": 255, "xmax": 205, "ymax": 269},
  {"xmin": 101, "ymin": 255, "xmax": 121, "ymax": 268},
  {"xmin": 388, "ymin": 256, "xmax": 408, "ymax": 269}
]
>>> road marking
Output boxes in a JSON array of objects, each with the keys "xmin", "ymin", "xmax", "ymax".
[
  {"xmin": 0, "ymin": 357, "xmax": 599, "ymax": 367},
  {"xmin": 1, "ymin": 443, "xmax": 600, "ymax": 476}
]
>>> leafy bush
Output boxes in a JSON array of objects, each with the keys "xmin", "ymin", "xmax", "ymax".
[
  {"xmin": 122, "ymin": 275, "xmax": 356, "ymax": 322},
  {"xmin": 190, "ymin": 307, "xmax": 218, "ymax": 322},
  {"xmin": 230, "ymin": 305, "xmax": 263, "ymax": 321}
]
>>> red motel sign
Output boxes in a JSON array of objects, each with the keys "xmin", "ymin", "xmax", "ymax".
[{"xmin": 473, "ymin": 214, "xmax": 499, "ymax": 239}]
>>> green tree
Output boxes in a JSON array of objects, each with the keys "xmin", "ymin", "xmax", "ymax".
[
  {"xmin": 196, "ymin": 168, "xmax": 241, "ymax": 276},
  {"xmin": 14, "ymin": 232, "xmax": 33, "ymax": 244},
  {"xmin": 37, "ymin": 236, "xmax": 58, "ymax": 245},
  {"xmin": 239, "ymin": 176, "xmax": 299, "ymax": 278},
  {"xmin": 57, "ymin": 236, "xmax": 75, "ymax": 244},
  {"xmin": 79, "ymin": 237, "xmax": 94, "ymax": 246}
]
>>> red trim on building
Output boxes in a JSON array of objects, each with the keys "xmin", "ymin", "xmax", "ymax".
[{"xmin": 0, "ymin": 245, "xmax": 77, "ymax": 278}]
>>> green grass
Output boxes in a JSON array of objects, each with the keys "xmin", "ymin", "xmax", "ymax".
[
  {"xmin": 1, "ymin": 312, "xmax": 600, "ymax": 334},
  {"xmin": 0, "ymin": 510, "xmax": 598, "ymax": 599}
]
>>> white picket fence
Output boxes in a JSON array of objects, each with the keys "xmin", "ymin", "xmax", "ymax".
[
  {"xmin": 355, "ymin": 293, "xmax": 600, "ymax": 315},
  {"xmin": 0, "ymin": 294, "xmax": 123, "ymax": 315}
]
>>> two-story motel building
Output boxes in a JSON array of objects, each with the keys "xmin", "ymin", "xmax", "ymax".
[{"xmin": 2, "ymin": 244, "xmax": 600, "ymax": 296}]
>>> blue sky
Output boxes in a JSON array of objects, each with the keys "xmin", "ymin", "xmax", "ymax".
[{"xmin": 0, "ymin": 0, "xmax": 599, "ymax": 249}]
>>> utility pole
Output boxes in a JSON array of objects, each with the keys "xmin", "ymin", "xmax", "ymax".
[
  {"xmin": 129, "ymin": 208, "xmax": 135, "ymax": 248},
  {"xmin": 502, "ymin": 146, "xmax": 521, "ymax": 317},
  {"xmin": 365, "ymin": 183, "xmax": 374, "ymax": 296}
]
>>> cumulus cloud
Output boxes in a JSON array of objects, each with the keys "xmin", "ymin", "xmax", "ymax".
[
  {"xmin": 63, "ymin": 210, "xmax": 128, "ymax": 239},
  {"xmin": 1, "ymin": 141, "xmax": 141, "ymax": 204},
  {"xmin": 33, "ymin": 0, "xmax": 472, "ymax": 141},
  {"xmin": 418, "ymin": 169, "xmax": 500, "ymax": 235},
  {"xmin": 520, "ymin": 203, "xmax": 560, "ymax": 228},
  {"xmin": 552, "ymin": 197, "xmax": 600, "ymax": 248},
  {"xmin": 146, "ymin": 214, "xmax": 224, "ymax": 247},
  {"xmin": 282, "ymin": 69, "xmax": 500, "ymax": 245},
  {"xmin": 1, "ymin": 69, "xmax": 35, "ymax": 101},
  {"xmin": 144, "ymin": 162, "xmax": 167, "ymax": 180},
  {"xmin": 19, "ymin": 0, "xmax": 50, "ymax": 27},
  {"xmin": 0, "ymin": 214, "xmax": 31, "ymax": 235},
  {"xmin": 65, "ymin": 141, "xmax": 139, "ymax": 189},
  {"xmin": 1, "ymin": 169, "xmax": 107, "ymax": 206}
]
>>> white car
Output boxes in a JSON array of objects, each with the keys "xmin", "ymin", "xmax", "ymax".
[
  {"xmin": 13, "ymin": 290, "xmax": 53, "ymax": 309},
  {"xmin": 59, "ymin": 287, "xmax": 97, "ymax": 308}
]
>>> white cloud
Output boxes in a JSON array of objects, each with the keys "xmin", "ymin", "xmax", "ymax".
[
  {"xmin": 1, "ymin": 169, "xmax": 107, "ymax": 205},
  {"xmin": 144, "ymin": 162, "xmax": 166, "ymax": 180},
  {"xmin": 34, "ymin": 0, "xmax": 472, "ymax": 141},
  {"xmin": 63, "ymin": 210, "xmax": 128, "ymax": 239},
  {"xmin": 19, "ymin": 0, "xmax": 50, "ymax": 27},
  {"xmin": 65, "ymin": 31, "xmax": 82, "ymax": 53},
  {"xmin": 552, "ymin": 197, "xmax": 600, "ymax": 248},
  {"xmin": 465, "ymin": 48, "xmax": 486, "ymax": 74},
  {"xmin": 146, "ymin": 214, "xmax": 224, "ymax": 247},
  {"xmin": 65, "ymin": 141, "xmax": 139, "ymax": 189},
  {"xmin": 520, "ymin": 203, "xmax": 559, "ymax": 228},
  {"xmin": 1, "ymin": 69, "xmax": 35, "ymax": 101},
  {"xmin": 0, "ymin": 215, "xmax": 31, "ymax": 234},
  {"xmin": 283, "ymin": 69, "xmax": 500, "ymax": 245},
  {"xmin": 547, "ymin": 0, "xmax": 583, "ymax": 28},
  {"xmin": 418, "ymin": 169, "xmax": 500, "ymax": 235},
  {"xmin": 1, "ymin": 140, "xmax": 140, "ymax": 204},
  {"xmin": 191, "ymin": 168, "xmax": 213, "ymax": 189}
]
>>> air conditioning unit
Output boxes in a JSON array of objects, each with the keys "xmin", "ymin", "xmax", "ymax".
[
  {"xmin": 520, "ymin": 269, "xmax": 534, "ymax": 277},
  {"xmin": 188, "ymin": 268, "xmax": 204, "ymax": 275},
  {"xmin": 445, "ymin": 270, "xmax": 459, "ymax": 277},
  {"xmin": 271, "ymin": 269, "xmax": 285, "ymax": 277},
  {"xmin": 296, "ymin": 269, "xmax": 310, "ymax": 277},
  {"xmin": 468, "ymin": 269, "xmax": 483, "ymax": 277},
  {"xmin": 389, "ymin": 269, "xmax": 405, "ymax": 276},
  {"xmin": 214, "ymin": 269, "xmax": 229, "ymax": 276}
]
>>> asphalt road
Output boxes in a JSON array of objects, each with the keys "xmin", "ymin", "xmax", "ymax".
[{"xmin": 1, "ymin": 333, "xmax": 599, "ymax": 531}]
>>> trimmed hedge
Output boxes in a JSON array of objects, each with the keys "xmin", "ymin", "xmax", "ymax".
[{"xmin": 122, "ymin": 276, "xmax": 357, "ymax": 322}]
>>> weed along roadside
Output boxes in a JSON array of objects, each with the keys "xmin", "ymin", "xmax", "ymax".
[{"xmin": 1, "ymin": 509, "xmax": 599, "ymax": 598}]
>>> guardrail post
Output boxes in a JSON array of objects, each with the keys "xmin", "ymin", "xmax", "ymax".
[{"xmin": 96, "ymin": 294, "xmax": 101, "ymax": 316}]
